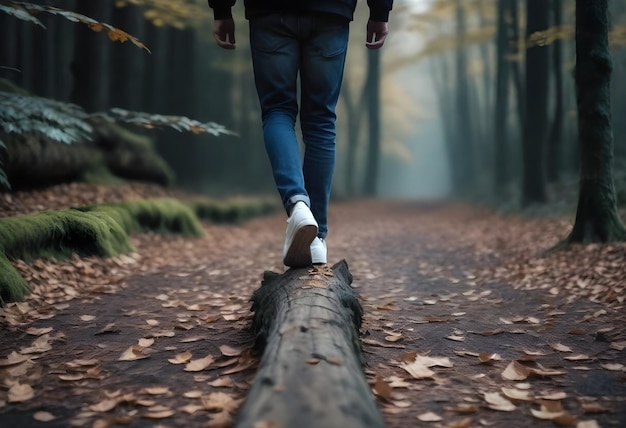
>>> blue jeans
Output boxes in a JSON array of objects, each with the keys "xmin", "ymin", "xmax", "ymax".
[{"xmin": 249, "ymin": 12, "xmax": 349, "ymax": 239}]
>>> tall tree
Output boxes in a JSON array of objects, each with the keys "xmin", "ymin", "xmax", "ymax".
[
  {"xmin": 454, "ymin": 0, "xmax": 475, "ymax": 192},
  {"xmin": 70, "ymin": 0, "xmax": 113, "ymax": 111},
  {"xmin": 566, "ymin": 0, "xmax": 626, "ymax": 243},
  {"xmin": 494, "ymin": 0, "xmax": 512, "ymax": 196},
  {"xmin": 522, "ymin": 0, "xmax": 550, "ymax": 205},
  {"xmin": 547, "ymin": 0, "xmax": 565, "ymax": 182}
]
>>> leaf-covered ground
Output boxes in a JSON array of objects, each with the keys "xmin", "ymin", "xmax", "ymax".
[{"xmin": 0, "ymin": 184, "xmax": 625, "ymax": 427}]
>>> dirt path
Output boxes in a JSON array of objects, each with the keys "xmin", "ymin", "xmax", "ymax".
[{"xmin": 1, "ymin": 200, "xmax": 625, "ymax": 427}]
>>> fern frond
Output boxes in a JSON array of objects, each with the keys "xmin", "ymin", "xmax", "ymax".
[
  {"xmin": 1, "ymin": 1, "xmax": 150, "ymax": 52},
  {"xmin": 95, "ymin": 108, "xmax": 236, "ymax": 137},
  {"xmin": 0, "ymin": 92, "xmax": 93, "ymax": 144}
]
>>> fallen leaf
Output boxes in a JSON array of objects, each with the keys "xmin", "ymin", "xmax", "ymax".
[
  {"xmin": 502, "ymin": 361, "xmax": 531, "ymax": 381},
  {"xmin": 600, "ymin": 363, "xmax": 624, "ymax": 371},
  {"xmin": 550, "ymin": 343, "xmax": 573, "ymax": 353},
  {"xmin": 208, "ymin": 377, "xmax": 234, "ymax": 388},
  {"xmin": 118, "ymin": 345, "xmax": 149, "ymax": 361},
  {"xmin": 531, "ymin": 406, "xmax": 565, "ymax": 420},
  {"xmin": 444, "ymin": 404, "xmax": 479, "ymax": 414},
  {"xmin": 146, "ymin": 319, "xmax": 160, "ymax": 326},
  {"xmin": 142, "ymin": 409, "xmax": 175, "ymax": 419},
  {"xmin": 564, "ymin": 354, "xmax": 591, "ymax": 361},
  {"xmin": 185, "ymin": 355, "xmax": 214, "ymax": 372},
  {"xmin": 479, "ymin": 353, "xmax": 501, "ymax": 363},
  {"xmin": 0, "ymin": 351, "xmax": 29, "ymax": 367},
  {"xmin": 202, "ymin": 392, "xmax": 242, "ymax": 413},
  {"xmin": 582, "ymin": 403, "xmax": 610, "ymax": 413},
  {"xmin": 484, "ymin": 392, "xmax": 516, "ymax": 412},
  {"xmin": 26, "ymin": 327, "xmax": 53, "ymax": 336},
  {"xmin": 501, "ymin": 387, "xmax": 533, "ymax": 402},
  {"xmin": 219, "ymin": 345, "xmax": 243, "ymax": 357},
  {"xmin": 362, "ymin": 338, "xmax": 406, "ymax": 349},
  {"xmin": 385, "ymin": 335, "xmax": 404, "ymax": 343},
  {"xmin": 168, "ymin": 351, "xmax": 193, "ymax": 365},
  {"xmin": 179, "ymin": 404, "xmax": 204, "ymax": 414},
  {"xmin": 59, "ymin": 373, "xmax": 85, "ymax": 381},
  {"xmin": 417, "ymin": 411, "xmax": 442, "ymax": 422},
  {"xmin": 208, "ymin": 410, "xmax": 233, "ymax": 427},
  {"xmin": 33, "ymin": 411, "xmax": 56, "ymax": 422},
  {"xmin": 8, "ymin": 383, "xmax": 34, "ymax": 403},
  {"xmin": 538, "ymin": 392, "xmax": 567, "ymax": 400},
  {"xmin": 90, "ymin": 398, "xmax": 119, "ymax": 412},
  {"xmin": 577, "ymin": 421, "xmax": 600, "ymax": 428},
  {"xmin": 80, "ymin": 315, "xmax": 96, "ymax": 322},
  {"xmin": 138, "ymin": 338, "xmax": 155, "ymax": 348},
  {"xmin": 610, "ymin": 341, "xmax": 626, "ymax": 351},
  {"xmin": 183, "ymin": 390, "xmax": 203, "ymax": 399},
  {"xmin": 445, "ymin": 335, "xmax": 465, "ymax": 342},
  {"xmin": 143, "ymin": 386, "xmax": 170, "ymax": 395},
  {"xmin": 373, "ymin": 378, "xmax": 393, "ymax": 401}
]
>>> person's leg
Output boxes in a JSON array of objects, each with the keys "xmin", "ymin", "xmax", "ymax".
[
  {"xmin": 299, "ymin": 14, "xmax": 349, "ymax": 239},
  {"xmin": 249, "ymin": 13, "xmax": 318, "ymax": 267},
  {"xmin": 249, "ymin": 13, "xmax": 309, "ymax": 214}
]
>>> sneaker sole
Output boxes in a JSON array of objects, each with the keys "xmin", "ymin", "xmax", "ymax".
[{"xmin": 283, "ymin": 224, "xmax": 317, "ymax": 268}]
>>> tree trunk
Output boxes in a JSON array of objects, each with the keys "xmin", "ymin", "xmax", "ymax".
[
  {"xmin": 510, "ymin": 0, "xmax": 525, "ymax": 134},
  {"xmin": 566, "ymin": 0, "xmax": 626, "ymax": 243},
  {"xmin": 455, "ymin": 0, "xmax": 475, "ymax": 193},
  {"xmin": 494, "ymin": 0, "xmax": 512, "ymax": 197},
  {"xmin": 547, "ymin": 0, "xmax": 565, "ymax": 183},
  {"xmin": 110, "ymin": 3, "xmax": 146, "ymax": 110},
  {"xmin": 0, "ymin": 13, "xmax": 19, "ymax": 85},
  {"xmin": 522, "ymin": 0, "xmax": 550, "ymax": 206},
  {"xmin": 341, "ymin": 81, "xmax": 366, "ymax": 197},
  {"xmin": 363, "ymin": 49, "xmax": 381, "ymax": 196},
  {"xmin": 70, "ymin": 0, "xmax": 112, "ymax": 111},
  {"xmin": 236, "ymin": 261, "xmax": 384, "ymax": 428},
  {"xmin": 54, "ymin": 0, "xmax": 76, "ymax": 101}
]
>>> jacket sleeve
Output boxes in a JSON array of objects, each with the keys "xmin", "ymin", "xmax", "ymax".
[
  {"xmin": 207, "ymin": 0, "xmax": 236, "ymax": 19},
  {"xmin": 367, "ymin": 0, "xmax": 393, "ymax": 22}
]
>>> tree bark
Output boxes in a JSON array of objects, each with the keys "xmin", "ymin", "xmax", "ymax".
[
  {"xmin": 494, "ymin": 0, "xmax": 512, "ymax": 197},
  {"xmin": 70, "ymin": 0, "xmax": 112, "ymax": 112},
  {"xmin": 455, "ymin": 0, "xmax": 475, "ymax": 193},
  {"xmin": 547, "ymin": 0, "xmax": 565, "ymax": 183},
  {"xmin": 567, "ymin": 0, "xmax": 626, "ymax": 243},
  {"xmin": 522, "ymin": 0, "xmax": 550, "ymax": 206},
  {"xmin": 236, "ymin": 261, "xmax": 384, "ymax": 428}
]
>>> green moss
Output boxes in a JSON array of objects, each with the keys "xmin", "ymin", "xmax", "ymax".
[
  {"xmin": 0, "ymin": 196, "xmax": 275, "ymax": 304},
  {"xmin": 84, "ymin": 199, "xmax": 204, "ymax": 237},
  {"xmin": 0, "ymin": 255, "xmax": 30, "ymax": 303},
  {"xmin": 187, "ymin": 197, "xmax": 279, "ymax": 224}
]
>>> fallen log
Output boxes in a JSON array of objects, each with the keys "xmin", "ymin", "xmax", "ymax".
[{"xmin": 235, "ymin": 260, "xmax": 384, "ymax": 428}]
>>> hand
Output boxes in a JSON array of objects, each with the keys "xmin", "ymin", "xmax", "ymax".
[
  {"xmin": 213, "ymin": 19, "xmax": 236, "ymax": 49},
  {"xmin": 366, "ymin": 20, "xmax": 388, "ymax": 49}
]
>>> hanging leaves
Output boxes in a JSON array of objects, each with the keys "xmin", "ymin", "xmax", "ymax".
[{"xmin": 0, "ymin": 1, "xmax": 150, "ymax": 52}]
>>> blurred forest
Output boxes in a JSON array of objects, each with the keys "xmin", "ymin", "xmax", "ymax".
[{"xmin": 1, "ymin": 0, "xmax": 626, "ymax": 206}]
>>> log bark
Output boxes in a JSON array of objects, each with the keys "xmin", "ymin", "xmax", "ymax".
[{"xmin": 236, "ymin": 260, "xmax": 384, "ymax": 428}]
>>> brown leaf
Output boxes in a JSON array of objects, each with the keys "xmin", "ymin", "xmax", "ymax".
[
  {"xmin": 417, "ymin": 411, "xmax": 442, "ymax": 422},
  {"xmin": 59, "ymin": 373, "xmax": 85, "ymax": 381},
  {"xmin": 183, "ymin": 390, "xmax": 203, "ymax": 399},
  {"xmin": 26, "ymin": 327, "xmax": 53, "ymax": 336},
  {"xmin": 550, "ymin": 343, "xmax": 573, "ymax": 353},
  {"xmin": 483, "ymin": 392, "xmax": 516, "ymax": 412},
  {"xmin": 180, "ymin": 404, "xmax": 204, "ymax": 414},
  {"xmin": 184, "ymin": 355, "xmax": 214, "ymax": 372},
  {"xmin": 478, "ymin": 353, "xmax": 501, "ymax": 363},
  {"xmin": 80, "ymin": 315, "xmax": 96, "ymax": 322},
  {"xmin": 501, "ymin": 387, "xmax": 533, "ymax": 402},
  {"xmin": 373, "ymin": 378, "xmax": 393, "ymax": 401},
  {"xmin": 208, "ymin": 410, "xmax": 233, "ymax": 428},
  {"xmin": 502, "ymin": 361, "xmax": 531, "ymax": 381},
  {"xmin": 142, "ymin": 409, "xmax": 175, "ymax": 419},
  {"xmin": 138, "ymin": 338, "xmax": 155, "ymax": 348},
  {"xmin": 143, "ymin": 386, "xmax": 170, "ymax": 395},
  {"xmin": 208, "ymin": 377, "xmax": 235, "ymax": 388},
  {"xmin": 0, "ymin": 351, "xmax": 29, "ymax": 367},
  {"xmin": 219, "ymin": 345, "xmax": 243, "ymax": 357},
  {"xmin": 202, "ymin": 392, "xmax": 242, "ymax": 413},
  {"xmin": 118, "ymin": 345, "xmax": 149, "ymax": 361},
  {"xmin": 444, "ymin": 404, "xmax": 479, "ymax": 414},
  {"xmin": 8, "ymin": 383, "xmax": 35, "ymax": 403},
  {"xmin": 33, "ymin": 411, "xmax": 56, "ymax": 422},
  {"xmin": 168, "ymin": 351, "xmax": 193, "ymax": 365},
  {"xmin": 90, "ymin": 398, "xmax": 120, "ymax": 412}
]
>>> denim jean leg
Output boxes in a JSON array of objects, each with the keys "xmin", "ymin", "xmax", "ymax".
[
  {"xmin": 249, "ymin": 14, "xmax": 309, "ymax": 215},
  {"xmin": 300, "ymin": 16, "xmax": 349, "ymax": 238}
]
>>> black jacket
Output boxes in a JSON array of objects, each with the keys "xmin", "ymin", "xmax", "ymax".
[{"xmin": 207, "ymin": 0, "xmax": 392, "ymax": 23}]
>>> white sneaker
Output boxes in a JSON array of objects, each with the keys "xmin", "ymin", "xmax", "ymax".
[
  {"xmin": 282, "ymin": 201, "xmax": 318, "ymax": 267},
  {"xmin": 311, "ymin": 237, "xmax": 327, "ymax": 264}
]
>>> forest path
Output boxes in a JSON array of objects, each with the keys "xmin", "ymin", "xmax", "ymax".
[{"xmin": 1, "ymin": 199, "xmax": 625, "ymax": 427}]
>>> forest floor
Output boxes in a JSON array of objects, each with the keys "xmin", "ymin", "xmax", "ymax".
[{"xmin": 0, "ymin": 183, "xmax": 625, "ymax": 428}]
